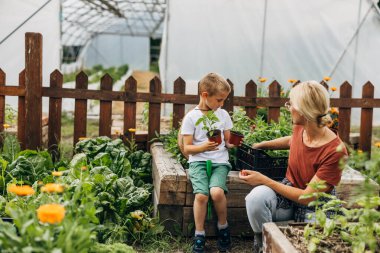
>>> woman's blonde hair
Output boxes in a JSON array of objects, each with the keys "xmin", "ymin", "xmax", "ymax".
[{"xmin": 289, "ymin": 80, "xmax": 332, "ymax": 127}]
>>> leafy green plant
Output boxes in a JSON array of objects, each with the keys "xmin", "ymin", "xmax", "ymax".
[{"xmin": 195, "ymin": 110, "xmax": 220, "ymax": 136}]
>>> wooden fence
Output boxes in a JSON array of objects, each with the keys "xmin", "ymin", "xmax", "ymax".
[{"xmin": 0, "ymin": 33, "xmax": 378, "ymax": 158}]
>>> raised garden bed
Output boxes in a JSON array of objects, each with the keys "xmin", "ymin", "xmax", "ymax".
[{"xmin": 151, "ymin": 142, "xmax": 379, "ymax": 236}]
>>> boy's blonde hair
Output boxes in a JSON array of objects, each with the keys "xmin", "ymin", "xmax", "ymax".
[
  {"xmin": 199, "ymin": 73, "xmax": 231, "ymax": 96},
  {"xmin": 290, "ymin": 80, "xmax": 332, "ymax": 127}
]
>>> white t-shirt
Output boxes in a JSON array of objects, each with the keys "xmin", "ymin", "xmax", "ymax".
[{"xmin": 181, "ymin": 106, "xmax": 233, "ymax": 163}]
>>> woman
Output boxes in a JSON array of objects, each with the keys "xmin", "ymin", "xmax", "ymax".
[{"xmin": 239, "ymin": 80, "xmax": 347, "ymax": 253}]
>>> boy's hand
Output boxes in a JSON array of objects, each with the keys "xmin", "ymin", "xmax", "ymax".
[{"xmin": 202, "ymin": 140, "xmax": 219, "ymax": 152}]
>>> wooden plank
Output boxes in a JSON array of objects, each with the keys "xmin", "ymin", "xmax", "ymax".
[
  {"xmin": 25, "ymin": 33, "xmax": 42, "ymax": 150},
  {"xmin": 99, "ymin": 74, "xmax": 113, "ymax": 137},
  {"xmin": 224, "ymin": 79, "xmax": 234, "ymax": 113},
  {"xmin": 263, "ymin": 223, "xmax": 298, "ymax": 253},
  {"xmin": 182, "ymin": 207, "xmax": 253, "ymax": 237},
  {"xmin": 0, "ymin": 86, "xmax": 25, "ymax": 96},
  {"xmin": 359, "ymin": 82, "xmax": 374, "ymax": 154},
  {"xmin": 173, "ymin": 77, "xmax": 186, "ymax": 129},
  {"xmin": 148, "ymin": 77, "xmax": 161, "ymax": 149},
  {"xmin": 17, "ymin": 70, "xmax": 26, "ymax": 149},
  {"xmin": 48, "ymin": 70, "xmax": 63, "ymax": 161},
  {"xmin": 268, "ymin": 80, "xmax": 281, "ymax": 123},
  {"xmin": 338, "ymin": 81, "xmax": 352, "ymax": 144},
  {"xmin": 73, "ymin": 71, "xmax": 88, "ymax": 145},
  {"xmin": 245, "ymin": 80, "xmax": 257, "ymax": 119},
  {"xmin": 0, "ymin": 69, "xmax": 5, "ymax": 136},
  {"xmin": 124, "ymin": 76, "xmax": 137, "ymax": 141}
]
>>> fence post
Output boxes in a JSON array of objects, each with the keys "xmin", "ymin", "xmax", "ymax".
[
  {"xmin": 48, "ymin": 70, "xmax": 63, "ymax": 161},
  {"xmin": 268, "ymin": 80, "xmax": 281, "ymax": 123},
  {"xmin": 338, "ymin": 82, "xmax": 352, "ymax": 144},
  {"xmin": 25, "ymin": 33, "xmax": 42, "ymax": 150},
  {"xmin": 73, "ymin": 71, "xmax": 88, "ymax": 145},
  {"xmin": 359, "ymin": 82, "xmax": 374, "ymax": 155},
  {"xmin": 0, "ymin": 69, "xmax": 5, "ymax": 145},
  {"xmin": 245, "ymin": 80, "xmax": 257, "ymax": 119},
  {"xmin": 224, "ymin": 79, "xmax": 234, "ymax": 113},
  {"xmin": 99, "ymin": 74, "xmax": 113, "ymax": 137},
  {"xmin": 173, "ymin": 77, "xmax": 186, "ymax": 129},
  {"xmin": 148, "ymin": 76, "xmax": 161, "ymax": 149},
  {"xmin": 124, "ymin": 76, "xmax": 137, "ymax": 140}
]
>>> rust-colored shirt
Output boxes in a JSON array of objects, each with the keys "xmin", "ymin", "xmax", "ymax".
[{"xmin": 286, "ymin": 125, "xmax": 347, "ymax": 189}]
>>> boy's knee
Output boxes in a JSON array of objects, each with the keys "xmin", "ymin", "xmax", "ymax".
[
  {"xmin": 195, "ymin": 193, "xmax": 209, "ymax": 204},
  {"xmin": 210, "ymin": 187, "xmax": 225, "ymax": 201}
]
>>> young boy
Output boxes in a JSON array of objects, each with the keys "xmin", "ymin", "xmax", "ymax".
[{"xmin": 181, "ymin": 73, "xmax": 237, "ymax": 253}]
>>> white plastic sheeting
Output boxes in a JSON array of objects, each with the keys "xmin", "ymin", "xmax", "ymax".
[
  {"xmin": 82, "ymin": 34, "xmax": 149, "ymax": 70},
  {"xmin": 159, "ymin": 0, "xmax": 380, "ymax": 124}
]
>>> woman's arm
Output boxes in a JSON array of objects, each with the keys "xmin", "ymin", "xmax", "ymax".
[
  {"xmin": 253, "ymin": 136, "xmax": 291, "ymax": 150},
  {"xmin": 239, "ymin": 171, "xmax": 333, "ymax": 205},
  {"xmin": 183, "ymin": 135, "xmax": 219, "ymax": 155}
]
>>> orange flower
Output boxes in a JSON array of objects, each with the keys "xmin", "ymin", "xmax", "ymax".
[
  {"xmin": 258, "ymin": 77, "xmax": 267, "ymax": 83},
  {"xmin": 330, "ymin": 107, "xmax": 338, "ymax": 114},
  {"xmin": 323, "ymin": 76, "xmax": 331, "ymax": 81},
  {"xmin": 41, "ymin": 183, "xmax": 64, "ymax": 193},
  {"xmin": 129, "ymin": 128, "xmax": 136, "ymax": 133},
  {"xmin": 78, "ymin": 137, "xmax": 89, "ymax": 141},
  {"xmin": 81, "ymin": 166, "xmax": 88, "ymax": 171},
  {"xmin": 375, "ymin": 142, "xmax": 380, "ymax": 148},
  {"xmin": 7, "ymin": 184, "xmax": 35, "ymax": 196},
  {"xmin": 288, "ymin": 79, "xmax": 297, "ymax": 84},
  {"xmin": 52, "ymin": 171, "xmax": 63, "ymax": 177},
  {"xmin": 331, "ymin": 87, "xmax": 337, "ymax": 92},
  {"xmin": 3, "ymin": 124, "xmax": 10, "ymax": 129},
  {"xmin": 115, "ymin": 130, "xmax": 120, "ymax": 135},
  {"xmin": 37, "ymin": 204, "xmax": 65, "ymax": 224}
]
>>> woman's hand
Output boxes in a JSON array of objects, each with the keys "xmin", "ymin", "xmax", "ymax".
[
  {"xmin": 238, "ymin": 169, "xmax": 269, "ymax": 186},
  {"xmin": 201, "ymin": 140, "xmax": 219, "ymax": 152}
]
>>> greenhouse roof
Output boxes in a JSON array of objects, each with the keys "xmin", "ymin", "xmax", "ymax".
[{"xmin": 62, "ymin": 0, "xmax": 166, "ymax": 46}]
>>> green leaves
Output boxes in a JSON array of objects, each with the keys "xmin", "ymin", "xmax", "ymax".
[{"xmin": 195, "ymin": 110, "xmax": 220, "ymax": 133}]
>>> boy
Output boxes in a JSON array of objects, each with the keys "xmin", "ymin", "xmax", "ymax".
[{"xmin": 181, "ymin": 73, "xmax": 238, "ymax": 253}]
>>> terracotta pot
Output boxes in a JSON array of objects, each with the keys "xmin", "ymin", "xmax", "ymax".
[
  {"xmin": 230, "ymin": 130, "xmax": 244, "ymax": 146},
  {"xmin": 207, "ymin": 129, "xmax": 222, "ymax": 145}
]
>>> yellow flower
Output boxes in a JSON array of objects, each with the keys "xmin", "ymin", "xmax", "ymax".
[
  {"xmin": 52, "ymin": 171, "xmax": 63, "ymax": 177},
  {"xmin": 330, "ymin": 107, "xmax": 338, "ymax": 114},
  {"xmin": 358, "ymin": 150, "xmax": 363, "ymax": 154},
  {"xmin": 78, "ymin": 137, "xmax": 88, "ymax": 141},
  {"xmin": 331, "ymin": 87, "xmax": 337, "ymax": 92},
  {"xmin": 3, "ymin": 124, "xmax": 10, "ymax": 129},
  {"xmin": 8, "ymin": 184, "xmax": 35, "ymax": 196},
  {"xmin": 129, "ymin": 128, "xmax": 136, "ymax": 133},
  {"xmin": 81, "ymin": 166, "xmax": 88, "ymax": 171},
  {"xmin": 115, "ymin": 130, "xmax": 120, "ymax": 135},
  {"xmin": 375, "ymin": 142, "xmax": 380, "ymax": 148},
  {"xmin": 258, "ymin": 77, "xmax": 267, "ymax": 83},
  {"xmin": 288, "ymin": 79, "xmax": 297, "ymax": 84},
  {"xmin": 131, "ymin": 210, "xmax": 145, "ymax": 220},
  {"xmin": 41, "ymin": 183, "xmax": 64, "ymax": 193},
  {"xmin": 280, "ymin": 91, "xmax": 285, "ymax": 96},
  {"xmin": 323, "ymin": 76, "xmax": 331, "ymax": 81},
  {"xmin": 37, "ymin": 204, "xmax": 65, "ymax": 224}
]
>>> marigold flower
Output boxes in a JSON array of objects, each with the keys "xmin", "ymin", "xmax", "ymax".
[
  {"xmin": 358, "ymin": 150, "xmax": 363, "ymax": 154},
  {"xmin": 258, "ymin": 77, "xmax": 267, "ymax": 83},
  {"xmin": 128, "ymin": 128, "xmax": 136, "ymax": 133},
  {"xmin": 331, "ymin": 87, "xmax": 337, "ymax": 92},
  {"xmin": 37, "ymin": 204, "xmax": 65, "ymax": 224},
  {"xmin": 3, "ymin": 124, "xmax": 10, "ymax": 129},
  {"xmin": 81, "ymin": 166, "xmax": 88, "ymax": 171},
  {"xmin": 375, "ymin": 142, "xmax": 380, "ymax": 148},
  {"xmin": 41, "ymin": 183, "xmax": 64, "ymax": 193},
  {"xmin": 115, "ymin": 130, "xmax": 120, "ymax": 135},
  {"xmin": 323, "ymin": 76, "xmax": 331, "ymax": 81},
  {"xmin": 131, "ymin": 210, "xmax": 145, "ymax": 220},
  {"xmin": 330, "ymin": 108, "xmax": 338, "ymax": 114},
  {"xmin": 52, "ymin": 171, "xmax": 63, "ymax": 177},
  {"xmin": 8, "ymin": 184, "xmax": 35, "ymax": 196},
  {"xmin": 288, "ymin": 79, "xmax": 297, "ymax": 84},
  {"xmin": 78, "ymin": 137, "xmax": 88, "ymax": 141}
]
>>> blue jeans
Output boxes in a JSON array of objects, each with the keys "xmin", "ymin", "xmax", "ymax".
[{"xmin": 245, "ymin": 185, "xmax": 294, "ymax": 233}]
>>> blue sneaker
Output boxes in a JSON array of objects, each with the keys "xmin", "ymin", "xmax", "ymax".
[
  {"xmin": 217, "ymin": 227, "xmax": 231, "ymax": 252},
  {"xmin": 192, "ymin": 234, "xmax": 206, "ymax": 253}
]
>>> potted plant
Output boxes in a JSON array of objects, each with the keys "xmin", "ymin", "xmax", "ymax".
[
  {"xmin": 195, "ymin": 111, "xmax": 222, "ymax": 145},
  {"xmin": 230, "ymin": 125, "xmax": 244, "ymax": 146}
]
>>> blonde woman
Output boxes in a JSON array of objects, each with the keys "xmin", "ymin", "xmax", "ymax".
[{"xmin": 239, "ymin": 81, "xmax": 348, "ymax": 253}]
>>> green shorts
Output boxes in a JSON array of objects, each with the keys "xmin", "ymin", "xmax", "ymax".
[{"xmin": 188, "ymin": 161, "xmax": 231, "ymax": 196}]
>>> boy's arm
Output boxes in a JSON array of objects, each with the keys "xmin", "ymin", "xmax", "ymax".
[
  {"xmin": 183, "ymin": 135, "xmax": 219, "ymax": 155},
  {"xmin": 253, "ymin": 136, "xmax": 291, "ymax": 150}
]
